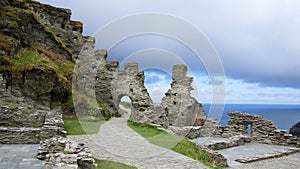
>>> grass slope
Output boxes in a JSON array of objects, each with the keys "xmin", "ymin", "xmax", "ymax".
[
  {"xmin": 127, "ymin": 120, "xmax": 222, "ymax": 169},
  {"xmin": 63, "ymin": 116, "xmax": 102, "ymax": 135}
]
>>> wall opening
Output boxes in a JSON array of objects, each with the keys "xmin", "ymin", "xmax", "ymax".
[
  {"xmin": 247, "ymin": 124, "xmax": 252, "ymax": 135},
  {"xmin": 118, "ymin": 96, "xmax": 132, "ymax": 119},
  {"xmin": 144, "ymin": 68, "xmax": 171, "ymax": 104}
]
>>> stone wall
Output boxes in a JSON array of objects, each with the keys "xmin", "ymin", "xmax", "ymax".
[
  {"xmin": 213, "ymin": 111, "xmax": 300, "ymax": 147},
  {"xmin": 0, "ymin": 106, "xmax": 66, "ymax": 144}
]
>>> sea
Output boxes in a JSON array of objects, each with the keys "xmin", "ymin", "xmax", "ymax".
[{"xmin": 202, "ymin": 103, "xmax": 300, "ymax": 131}]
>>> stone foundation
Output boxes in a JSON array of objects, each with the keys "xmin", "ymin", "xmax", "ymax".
[{"xmin": 0, "ymin": 106, "xmax": 66, "ymax": 144}]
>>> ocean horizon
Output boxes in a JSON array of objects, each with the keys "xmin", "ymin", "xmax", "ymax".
[{"xmin": 202, "ymin": 103, "xmax": 300, "ymax": 132}]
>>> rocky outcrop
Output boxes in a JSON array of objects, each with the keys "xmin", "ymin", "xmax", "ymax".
[
  {"xmin": 289, "ymin": 122, "xmax": 300, "ymax": 136},
  {"xmin": 0, "ymin": 0, "xmax": 72, "ymax": 59},
  {"xmin": 0, "ymin": 68, "xmax": 68, "ymax": 110}
]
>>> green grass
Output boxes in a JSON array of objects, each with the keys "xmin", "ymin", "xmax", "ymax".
[
  {"xmin": 63, "ymin": 116, "xmax": 103, "ymax": 135},
  {"xmin": 127, "ymin": 120, "xmax": 222, "ymax": 169},
  {"xmin": 97, "ymin": 99, "xmax": 111, "ymax": 121},
  {"xmin": 95, "ymin": 158, "xmax": 137, "ymax": 169},
  {"xmin": 8, "ymin": 105, "xmax": 18, "ymax": 111},
  {"xmin": 120, "ymin": 101, "xmax": 131, "ymax": 109},
  {"xmin": 0, "ymin": 49, "xmax": 74, "ymax": 84}
]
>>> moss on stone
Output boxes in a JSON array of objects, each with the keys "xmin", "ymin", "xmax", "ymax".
[{"xmin": 0, "ymin": 48, "xmax": 74, "ymax": 84}]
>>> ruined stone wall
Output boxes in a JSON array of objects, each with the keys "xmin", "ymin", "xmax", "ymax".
[
  {"xmin": 0, "ymin": 106, "xmax": 66, "ymax": 144},
  {"xmin": 159, "ymin": 64, "xmax": 206, "ymax": 127},
  {"xmin": 95, "ymin": 59, "xmax": 153, "ymax": 118},
  {"xmin": 95, "ymin": 60, "xmax": 206, "ymax": 127},
  {"xmin": 214, "ymin": 111, "xmax": 300, "ymax": 147}
]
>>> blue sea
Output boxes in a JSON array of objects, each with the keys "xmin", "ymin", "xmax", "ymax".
[{"xmin": 202, "ymin": 104, "xmax": 300, "ymax": 131}]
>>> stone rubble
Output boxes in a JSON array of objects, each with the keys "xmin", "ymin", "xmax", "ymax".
[{"xmin": 37, "ymin": 136, "xmax": 95, "ymax": 169}]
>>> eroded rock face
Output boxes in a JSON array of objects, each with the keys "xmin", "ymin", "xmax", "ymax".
[
  {"xmin": 0, "ymin": 68, "xmax": 68, "ymax": 110},
  {"xmin": 289, "ymin": 122, "xmax": 300, "ymax": 136}
]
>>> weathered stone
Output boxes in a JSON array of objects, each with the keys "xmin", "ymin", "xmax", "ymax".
[
  {"xmin": 0, "ymin": 107, "xmax": 65, "ymax": 144},
  {"xmin": 38, "ymin": 136, "xmax": 95, "ymax": 169},
  {"xmin": 159, "ymin": 64, "xmax": 206, "ymax": 127},
  {"xmin": 0, "ymin": 68, "xmax": 68, "ymax": 110},
  {"xmin": 95, "ymin": 59, "xmax": 206, "ymax": 128},
  {"xmin": 209, "ymin": 111, "xmax": 300, "ymax": 147},
  {"xmin": 197, "ymin": 145, "xmax": 228, "ymax": 168},
  {"xmin": 167, "ymin": 126, "xmax": 202, "ymax": 139}
]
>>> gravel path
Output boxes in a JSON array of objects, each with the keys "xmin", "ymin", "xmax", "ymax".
[{"xmin": 69, "ymin": 117, "xmax": 208, "ymax": 169}]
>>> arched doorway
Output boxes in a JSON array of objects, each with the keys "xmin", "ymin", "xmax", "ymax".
[{"xmin": 118, "ymin": 96, "xmax": 132, "ymax": 119}]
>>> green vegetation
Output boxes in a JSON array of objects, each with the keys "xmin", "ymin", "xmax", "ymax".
[
  {"xmin": 0, "ymin": 48, "xmax": 74, "ymax": 83},
  {"xmin": 63, "ymin": 115, "xmax": 102, "ymax": 135},
  {"xmin": 120, "ymin": 101, "xmax": 131, "ymax": 109},
  {"xmin": 127, "ymin": 120, "xmax": 222, "ymax": 169},
  {"xmin": 8, "ymin": 105, "xmax": 18, "ymax": 111},
  {"xmin": 97, "ymin": 99, "xmax": 111, "ymax": 121},
  {"xmin": 21, "ymin": 110, "xmax": 30, "ymax": 115},
  {"xmin": 94, "ymin": 158, "xmax": 137, "ymax": 169}
]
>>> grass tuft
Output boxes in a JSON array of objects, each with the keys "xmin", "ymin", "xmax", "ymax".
[{"xmin": 94, "ymin": 158, "xmax": 137, "ymax": 169}]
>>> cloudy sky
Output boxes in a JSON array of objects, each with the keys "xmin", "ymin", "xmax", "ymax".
[{"xmin": 40, "ymin": 0, "xmax": 300, "ymax": 104}]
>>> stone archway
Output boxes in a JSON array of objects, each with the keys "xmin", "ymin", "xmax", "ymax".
[
  {"xmin": 117, "ymin": 96, "xmax": 132, "ymax": 118},
  {"xmin": 95, "ymin": 60, "xmax": 153, "ymax": 118}
]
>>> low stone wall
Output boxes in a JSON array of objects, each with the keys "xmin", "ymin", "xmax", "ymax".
[
  {"xmin": 197, "ymin": 146, "xmax": 228, "ymax": 168},
  {"xmin": 213, "ymin": 111, "xmax": 300, "ymax": 147},
  {"xmin": 204, "ymin": 135, "xmax": 251, "ymax": 150},
  {"xmin": 0, "ymin": 106, "xmax": 66, "ymax": 144},
  {"xmin": 37, "ymin": 136, "xmax": 95, "ymax": 169}
]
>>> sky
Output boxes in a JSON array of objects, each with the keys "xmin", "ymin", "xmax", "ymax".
[{"xmin": 39, "ymin": 0, "xmax": 300, "ymax": 104}]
